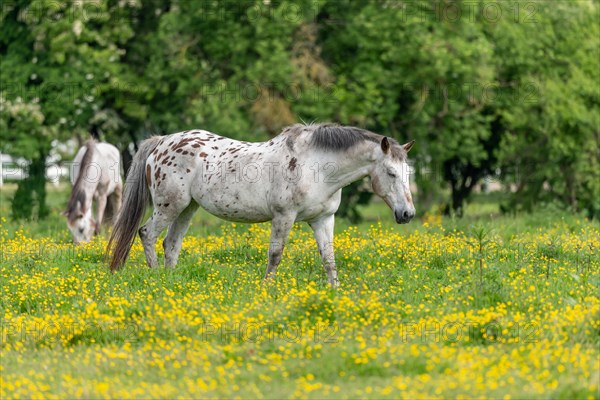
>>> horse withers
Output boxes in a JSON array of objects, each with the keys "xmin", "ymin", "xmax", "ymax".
[
  {"xmin": 64, "ymin": 140, "xmax": 123, "ymax": 243},
  {"xmin": 107, "ymin": 124, "xmax": 415, "ymax": 286}
]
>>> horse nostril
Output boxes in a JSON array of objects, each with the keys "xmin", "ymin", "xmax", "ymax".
[{"xmin": 403, "ymin": 210, "xmax": 415, "ymax": 220}]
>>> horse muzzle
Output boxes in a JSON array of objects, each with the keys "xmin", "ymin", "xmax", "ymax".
[{"xmin": 394, "ymin": 208, "xmax": 415, "ymax": 224}]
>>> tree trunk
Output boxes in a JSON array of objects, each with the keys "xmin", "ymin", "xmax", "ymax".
[
  {"xmin": 12, "ymin": 152, "xmax": 49, "ymax": 220},
  {"xmin": 121, "ymin": 148, "xmax": 133, "ymax": 178},
  {"xmin": 443, "ymin": 161, "xmax": 482, "ymax": 217},
  {"xmin": 120, "ymin": 131, "xmax": 141, "ymax": 178}
]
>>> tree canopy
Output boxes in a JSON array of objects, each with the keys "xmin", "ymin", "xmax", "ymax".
[{"xmin": 1, "ymin": 0, "xmax": 598, "ymax": 220}]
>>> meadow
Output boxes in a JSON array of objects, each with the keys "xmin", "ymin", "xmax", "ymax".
[{"xmin": 1, "ymin": 184, "xmax": 599, "ymax": 399}]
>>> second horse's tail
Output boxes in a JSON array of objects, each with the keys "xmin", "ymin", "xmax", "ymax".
[{"xmin": 107, "ymin": 136, "xmax": 161, "ymax": 271}]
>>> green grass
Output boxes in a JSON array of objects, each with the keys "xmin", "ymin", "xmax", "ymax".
[{"xmin": 0, "ymin": 184, "xmax": 599, "ymax": 398}]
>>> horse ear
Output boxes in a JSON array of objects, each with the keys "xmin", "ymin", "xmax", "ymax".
[
  {"xmin": 61, "ymin": 210, "xmax": 69, "ymax": 217},
  {"xmin": 381, "ymin": 137, "xmax": 390, "ymax": 154},
  {"xmin": 403, "ymin": 140, "xmax": 415, "ymax": 153}
]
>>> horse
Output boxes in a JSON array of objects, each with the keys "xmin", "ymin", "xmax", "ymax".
[
  {"xmin": 64, "ymin": 139, "xmax": 123, "ymax": 243},
  {"xmin": 107, "ymin": 123, "xmax": 415, "ymax": 286}
]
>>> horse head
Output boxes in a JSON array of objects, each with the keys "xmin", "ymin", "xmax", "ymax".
[
  {"xmin": 63, "ymin": 200, "xmax": 96, "ymax": 243},
  {"xmin": 369, "ymin": 138, "xmax": 416, "ymax": 224}
]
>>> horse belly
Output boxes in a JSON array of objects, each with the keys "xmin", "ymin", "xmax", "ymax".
[{"xmin": 193, "ymin": 186, "xmax": 273, "ymax": 223}]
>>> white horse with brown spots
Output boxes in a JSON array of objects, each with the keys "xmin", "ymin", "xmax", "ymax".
[
  {"xmin": 107, "ymin": 124, "xmax": 415, "ymax": 286},
  {"xmin": 64, "ymin": 139, "xmax": 122, "ymax": 243}
]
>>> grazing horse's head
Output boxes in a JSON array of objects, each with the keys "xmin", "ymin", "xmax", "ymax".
[
  {"xmin": 63, "ymin": 201, "xmax": 96, "ymax": 244},
  {"xmin": 370, "ymin": 138, "xmax": 416, "ymax": 224}
]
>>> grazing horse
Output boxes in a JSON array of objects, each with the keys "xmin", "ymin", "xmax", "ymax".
[
  {"xmin": 107, "ymin": 124, "xmax": 415, "ymax": 286},
  {"xmin": 64, "ymin": 140, "xmax": 123, "ymax": 243}
]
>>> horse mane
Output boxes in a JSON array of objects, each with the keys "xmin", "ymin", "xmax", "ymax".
[
  {"xmin": 65, "ymin": 139, "xmax": 96, "ymax": 220},
  {"xmin": 291, "ymin": 123, "xmax": 407, "ymax": 159},
  {"xmin": 308, "ymin": 124, "xmax": 378, "ymax": 151}
]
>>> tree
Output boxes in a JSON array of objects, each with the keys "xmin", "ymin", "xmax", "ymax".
[
  {"xmin": 0, "ymin": 98, "xmax": 52, "ymax": 219},
  {"xmin": 2, "ymin": 0, "xmax": 597, "ymax": 222},
  {"xmin": 1, "ymin": 0, "xmax": 139, "ymax": 219},
  {"xmin": 489, "ymin": 1, "xmax": 600, "ymax": 218},
  {"xmin": 318, "ymin": 0, "xmax": 499, "ymax": 216},
  {"xmin": 318, "ymin": 0, "xmax": 599, "ymax": 218},
  {"xmin": 141, "ymin": 0, "xmax": 332, "ymax": 140}
]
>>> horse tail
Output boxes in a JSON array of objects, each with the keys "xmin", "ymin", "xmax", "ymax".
[{"xmin": 107, "ymin": 136, "xmax": 161, "ymax": 272}]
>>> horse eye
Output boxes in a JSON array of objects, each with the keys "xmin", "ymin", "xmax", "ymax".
[{"xmin": 387, "ymin": 171, "xmax": 397, "ymax": 178}]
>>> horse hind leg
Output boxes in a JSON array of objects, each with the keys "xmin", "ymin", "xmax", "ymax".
[
  {"xmin": 108, "ymin": 181, "xmax": 123, "ymax": 224},
  {"xmin": 264, "ymin": 213, "xmax": 296, "ymax": 280},
  {"xmin": 139, "ymin": 206, "xmax": 178, "ymax": 269},
  {"xmin": 103, "ymin": 191, "xmax": 119, "ymax": 227},
  {"xmin": 163, "ymin": 201, "xmax": 199, "ymax": 268}
]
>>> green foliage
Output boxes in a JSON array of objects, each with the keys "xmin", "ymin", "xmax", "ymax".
[
  {"xmin": 0, "ymin": 97, "xmax": 51, "ymax": 157},
  {"xmin": 11, "ymin": 156, "xmax": 49, "ymax": 220},
  {"xmin": 490, "ymin": 1, "xmax": 600, "ymax": 218},
  {"xmin": 1, "ymin": 0, "xmax": 598, "ymax": 220},
  {"xmin": 1, "ymin": 0, "xmax": 142, "ymax": 219},
  {"xmin": 0, "ymin": 98, "xmax": 53, "ymax": 220},
  {"xmin": 319, "ymin": 0, "xmax": 500, "ymax": 215},
  {"xmin": 319, "ymin": 0, "xmax": 599, "ymax": 217}
]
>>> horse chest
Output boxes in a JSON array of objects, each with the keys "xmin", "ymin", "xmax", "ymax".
[{"xmin": 295, "ymin": 189, "xmax": 342, "ymax": 221}]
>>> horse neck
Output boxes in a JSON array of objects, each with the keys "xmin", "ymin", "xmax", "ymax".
[
  {"xmin": 71, "ymin": 153, "xmax": 99, "ymax": 213},
  {"xmin": 83, "ymin": 189, "xmax": 95, "ymax": 212},
  {"xmin": 325, "ymin": 142, "xmax": 377, "ymax": 191},
  {"xmin": 82, "ymin": 203, "xmax": 93, "ymax": 218},
  {"xmin": 67, "ymin": 185, "xmax": 93, "ymax": 217}
]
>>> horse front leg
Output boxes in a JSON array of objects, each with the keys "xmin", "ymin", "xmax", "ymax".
[
  {"xmin": 309, "ymin": 214, "xmax": 339, "ymax": 287},
  {"xmin": 264, "ymin": 213, "xmax": 296, "ymax": 281},
  {"xmin": 95, "ymin": 194, "xmax": 108, "ymax": 236}
]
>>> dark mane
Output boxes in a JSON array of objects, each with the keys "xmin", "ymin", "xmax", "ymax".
[
  {"xmin": 309, "ymin": 124, "xmax": 379, "ymax": 151},
  {"xmin": 306, "ymin": 123, "xmax": 406, "ymax": 159},
  {"xmin": 65, "ymin": 139, "xmax": 96, "ymax": 220}
]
